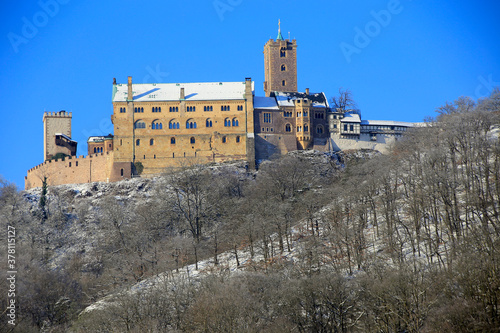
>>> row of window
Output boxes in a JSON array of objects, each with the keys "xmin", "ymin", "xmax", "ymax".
[
  {"xmin": 134, "ymin": 118, "xmax": 240, "ymax": 130},
  {"xmin": 93, "ymin": 147, "xmax": 104, "ymax": 153},
  {"xmin": 262, "ymin": 124, "xmax": 325, "ymax": 134},
  {"xmin": 136, "ymin": 136, "xmax": 241, "ymax": 146},
  {"xmin": 120, "ymin": 105, "xmax": 245, "ymax": 113}
]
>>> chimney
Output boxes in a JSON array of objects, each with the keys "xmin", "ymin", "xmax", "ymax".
[
  {"xmin": 245, "ymin": 77, "xmax": 252, "ymax": 95},
  {"xmin": 305, "ymin": 88, "xmax": 310, "ymax": 95},
  {"xmin": 127, "ymin": 76, "xmax": 133, "ymax": 101},
  {"xmin": 180, "ymin": 87, "xmax": 185, "ymax": 100}
]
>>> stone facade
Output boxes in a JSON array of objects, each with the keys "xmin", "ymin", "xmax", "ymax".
[{"xmin": 43, "ymin": 111, "xmax": 76, "ymax": 160}]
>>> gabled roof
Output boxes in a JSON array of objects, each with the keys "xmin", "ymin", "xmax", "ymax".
[
  {"xmin": 341, "ymin": 113, "xmax": 361, "ymax": 123},
  {"xmin": 112, "ymin": 81, "xmax": 254, "ymax": 103},
  {"xmin": 254, "ymin": 96, "xmax": 279, "ymax": 110},
  {"xmin": 274, "ymin": 91, "xmax": 329, "ymax": 108}
]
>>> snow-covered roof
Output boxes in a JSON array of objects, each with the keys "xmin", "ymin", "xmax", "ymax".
[
  {"xmin": 361, "ymin": 120, "xmax": 416, "ymax": 127},
  {"xmin": 55, "ymin": 133, "xmax": 76, "ymax": 142},
  {"xmin": 341, "ymin": 113, "xmax": 361, "ymax": 123},
  {"xmin": 87, "ymin": 135, "xmax": 113, "ymax": 143},
  {"xmin": 274, "ymin": 91, "xmax": 329, "ymax": 108},
  {"xmin": 112, "ymin": 81, "xmax": 254, "ymax": 102},
  {"xmin": 254, "ymin": 96, "xmax": 279, "ymax": 110}
]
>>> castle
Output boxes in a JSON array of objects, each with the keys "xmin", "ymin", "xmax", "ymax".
[{"xmin": 25, "ymin": 24, "xmax": 415, "ymax": 190}]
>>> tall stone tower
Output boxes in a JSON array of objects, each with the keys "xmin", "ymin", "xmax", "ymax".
[
  {"xmin": 263, "ymin": 20, "xmax": 298, "ymax": 97},
  {"xmin": 43, "ymin": 111, "xmax": 75, "ymax": 160}
]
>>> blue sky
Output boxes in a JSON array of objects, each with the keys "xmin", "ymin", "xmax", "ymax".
[{"xmin": 1, "ymin": 0, "xmax": 499, "ymax": 188}]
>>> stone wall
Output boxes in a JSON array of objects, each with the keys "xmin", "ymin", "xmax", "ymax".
[{"xmin": 25, "ymin": 151, "xmax": 132, "ymax": 190}]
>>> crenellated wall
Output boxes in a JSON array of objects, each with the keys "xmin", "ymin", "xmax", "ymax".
[{"xmin": 25, "ymin": 151, "xmax": 132, "ymax": 190}]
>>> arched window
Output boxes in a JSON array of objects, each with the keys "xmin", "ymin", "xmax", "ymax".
[
  {"xmin": 169, "ymin": 120, "xmax": 179, "ymax": 129},
  {"xmin": 282, "ymin": 80, "xmax": 286, "ymax": 87},
  {"xmin": 152, "ymin": 120, "xmax": 163, "ymax": 130},
  {"xmin": 136, "ymin": 139, "xmax": 140, "ymax": 146},
  {"xmin": 224, "ymin": 118, "xmax": 231, "ymax": 127},
  {"xmin": 232, "ymin": 118, "xmax": 239, "ymax": 127},
  {"xmin": 236, "ymin": 136, "xmax": 240, "ymax": 143},
  {"xmin": 134, "ymin": 120, "xmax": 146, "ymax": 129},
  {"xmin": 206, "ymin": 119, "xmax": 213, "ymax": 127},
  {"xmin": 222, "ymin": 136, "xmax": 227, "ymax": 143},
  {"xmin": 150, "ymin": 138, "xmax": 154, "ymax": 145},
  {"xmin": 285, "ymin": 124, "xmax": 291, "ymax": 132},
  {"xmin": 281, "ymin": 64, "xmax": 286, "ymax": 71},
  {"xmin": 280, "ymin": 49, "xmax": 286, "ymax": 57},
  {"xmin": 190, "ymin": 137, "xmax": 195, "ymax": 144},
  {"xmin": 171, "ymin": 137, "xmax": 176, "ymax": 144},
  {"xmin": 93, "ymin": 147, "xmax": 96, "ymax": 153},
  {"xmin": 304, "ymin": 125, "xmax": 309, "ymax": 132},
  {"xmin": 317, "ymin": 125, "xmax": 324, "ymax": 134},
  {"xmin": 186, "ymin": 119, "xmax": 197, "ymax": 129}
]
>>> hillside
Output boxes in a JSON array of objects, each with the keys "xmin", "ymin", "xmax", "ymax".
[{"xmin": 1, "ymin": 91, "xmax": 500, "ymax": 332}]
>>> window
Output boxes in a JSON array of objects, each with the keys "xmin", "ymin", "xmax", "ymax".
[
  {"xmin": 150, "ymin": 138, "xmax": 154, "ymax": 145},
  {"xmin": 204, "ymin": 105, "xmax": 213, "ymax": 111},
  {"xmin": 206, "ymin": 119, "xmax": 213, "ymax": 127},
  {"xmin": 303, "ymin": 111, "xmax": 308, "ymax": 117},
  {"xmin": 317, "ymin": 126, "xmax": 324, "ymax": 134},
  {"xmin": 69, "ymin": 162, "xmax": 71, "ymax": 167},
  {"xmin": 222, "ymin": 136, "xmax": 226, "ymax": 143},
  {"xmin": 190, "ymin": 137, "xmax": 195, "ymax": 144},
  {"xmin": 350, "ymin": 125, "xmax": 354, "ymax": 131},
  {"xmin": 281, "ymin": 64, "xmax": 286, "ymax": 71},
  {"xmin": 169, "ymin": 106, "xmax": 179, "ymax": 112},
  {"xmin": 297, "ymin": 112, "xmax": 302, "ymax": 117},
  {"xmin": 297, "ymin": 126, "xmax": 302, "ymax": 132},
  {"xmin": 315, "ymin": 112, "xmax": 324, "ymax": 119},
  {"xmin": 232, "ymin": 118, "xmax": 239, "ymax": 127},
  {"xmin": 221, "ymin": 105, "xmax": 230, "ymax": 111},
  {"xmin": 121, "ymin": 168, "xmax": 124, "ymax": 176},
  {"xmin": 280, "ymin": 49, "xmax": 286, "ymax": 57},
  {"xmin": 224, "ymin": 118, "xmax": 231, "ymax": 127},
  {"xmin": 93, "ymin": 147, "xmax": 96, "ymax": 153},
  {"xmin": 76, "ymin": 161, "xmax": 78, "ymax": 166},
  {"xmin": 134, "ymin": 121, "xmax": 146, "ymax": 129},
  {"xmin": 186, "ymin": 119, "xmax": 197, "ymax": 129},
  {"xmin": 284, "ymin": 111, "xmax": 292, "ymax": 117},
  {"xmin": 152, "ymin": 107, "xmax": 161, "ymax": 112},
  {"xmin": 120, "ymin": 107, "xmax": 126, "ymax": 113},
  {"xmin": 169, "ymin": 120, "xmax": 180, "ymax": 129},
  {"xmin": 136, "ymin": 139, "xmax": 140, "ymax": 146},
  {"xmin": 187, "ymin": 106, "xmax": 196, "ymax": 112},
  {"xmin": 152, "ymin": 121, "xmax": 163, "ymax": 130},
  {"xmin": 236, "ymin": 136, "xmax": 240, "ymax": 143},
  {"xmin": 304, "ymin": 125, "xmax": 309, "ymax": 132},
  {"xmin": 282, "ymin": 80, "xmax": 286, "ymax": 87},
  {"xmin": 134, "ymin": 107, "xmax": 144, "ymax": 113},
  {"xmin": 237, "ymin": 105, "xmax": 243, "ymax": 111},
  {"xmin": 344, "ymin": 124, "xmax": 348, "ymax": 131},
  {"xmin": 285, "ymin": 124, "xmax": 291, "ymax": 132},
  {"xmin": 263, "ymin": 113, "xmax": 271, "ymax": 123},
  {"xmin": 171, "ymin": 137, "xmax": 176, "ymax": 144}
]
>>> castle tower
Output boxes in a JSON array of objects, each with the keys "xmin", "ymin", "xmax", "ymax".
[
  {"xmin": 43, "ymin": 111, "xmax": 76, "ymax": 160},
  {"xmin": 263, "ymin": 20, "xmax": 298, "ymax": 97}
]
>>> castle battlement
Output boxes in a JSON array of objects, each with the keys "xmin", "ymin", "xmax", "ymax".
[
  {"xmin": 25, "ymin": 151, "xmax": 131, "ymax": 189},
  {"xmin": 43, "ymin": 111, "xmax": 72, "ymax": 118}
]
